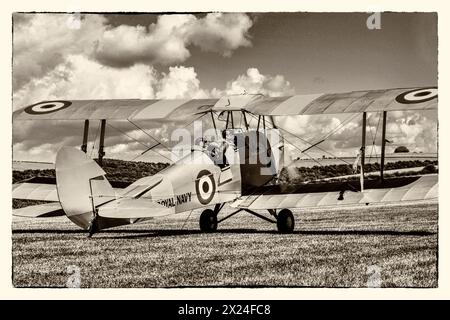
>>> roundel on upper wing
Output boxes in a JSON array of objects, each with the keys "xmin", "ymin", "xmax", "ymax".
[
  {"xmin": 195, "ymin": 170, "xmax": 216, "ymax": 205},
  {"xmin": 395, "ymin": 87, "xmax": 437, "ymax": 104},
  {"xmin": 24, "ymin": 100, "xmax": 72, "ymax": 115}
]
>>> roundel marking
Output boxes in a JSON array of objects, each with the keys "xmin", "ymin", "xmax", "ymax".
[
  {"xmin": 395, "ymin": 87, "xmax": 437, "ymax": 104},
  {"xmin": 24, "ymin": 100, "xmax": 72, "ymax": 115},
  {"xmin": 195, "ymin": 170, "xmax": 216, "ymax": 205}
]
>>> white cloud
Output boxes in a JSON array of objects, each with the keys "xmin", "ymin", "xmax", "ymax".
[
  {"xmin": 13, "ymin": 55, "xmax": 157, "ymax": 108},
  {"xmin": 94, "ymin": 13, "xmax": 253, "ymax": 68},
  {"xmin": 187, "ymin": 13, "xmax": 253, "ymax": 57},
  {"xmin": 220, "ymin": 67, "xmax": 295, "ymax": 96},
  {"xmin": 13, "ymin": 13, "xmax": 254, "ymax": 91},
  {"xmin": 156, "ymin": 66, "xmax": 209, "ymax": 99},
  {"xmin": 13, "ymin": 14, "xmax": 107, "ymax": 91},
  {"xmin": 93, "ymin": 15, "xmax": 195, "ymax": 68},
  {"xmin": 385, "ymin": 111, "xmax": 437, "ymax": 154}
]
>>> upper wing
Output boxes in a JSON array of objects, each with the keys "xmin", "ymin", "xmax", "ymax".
[
  {"xmin": 232, "ymin": 174, "xmax": 438, "ymax": 210},
  {"xmin": 13, "ymin": 87, "xmax": 437, "ymax": 122},
  {"xmin": 214, "ymin": 87, "xmax": 437, "ymax": 116},
  {"xmin": 13, "ymin": 99, "xmax": 218, "ymax": 121}
]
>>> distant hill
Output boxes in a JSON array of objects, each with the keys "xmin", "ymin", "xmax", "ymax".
[
  {"xmin": 13, "ymin": 158, "xmax": 170, "ymax": 184},
  {"xmin": 12, "ymin": 161, "xmax": 54, "ymax": 171},
  {"xmin": 278, "ymin": 159, "xmax": 438, "ymax": 185},
  {"xmin": 13, "ymin": 158, "xmax": 437, "ymax": 186}
]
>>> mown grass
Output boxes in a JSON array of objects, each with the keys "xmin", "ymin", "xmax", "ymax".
[{"xmin": 12, "ymin": 201, "xmax": 437, "ymax": 288}]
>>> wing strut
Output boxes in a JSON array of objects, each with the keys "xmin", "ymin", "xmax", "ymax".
[
  {"xmin": 361, "ymin": 112, "xmax": 367, "ymax": 191},
  {"xmin": 81, "ymin": 120, "xmax": 89, "ymax": 153},
  {"xmin": 361, "ymin": 112, "xmax": 366, "ymax": 171},
  {"xmin": 380, "ymin": 111, "xmax": 388, "ymax": 183},
  {"xmin": 242, "ymin": 111, "xmax": 249, "ymax": 130},
  {"xmin": 98, "ymin": 119, "xmax": 106, "ymax": 166}
]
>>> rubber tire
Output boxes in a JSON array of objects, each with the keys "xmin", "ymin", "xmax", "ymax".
[
  {"xmin": 199, "ymin": 209, "xmax": 218, "ymax": 232},
  {"xmin": 277, "ymin": 209, "xmax": 295, "ymax": 233}
]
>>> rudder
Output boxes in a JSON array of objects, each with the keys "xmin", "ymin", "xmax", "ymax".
[{"xmin": 55, "ymin": 147, "xmax": 116, "ymax": 230}]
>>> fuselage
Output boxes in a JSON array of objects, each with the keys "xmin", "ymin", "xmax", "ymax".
[{"xmin": 118, "ymin": 128, "xmax": 282, "ymax": 215}]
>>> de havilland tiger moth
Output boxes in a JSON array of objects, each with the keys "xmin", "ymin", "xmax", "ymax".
[{"xmin": 12, "ymin": 87, "xmax": 438, "ymax": 236}]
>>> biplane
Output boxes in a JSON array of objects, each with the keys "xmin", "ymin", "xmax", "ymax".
[{"xmin": 12, "ymin": 87, "xmax": 438, "ymax": 235}]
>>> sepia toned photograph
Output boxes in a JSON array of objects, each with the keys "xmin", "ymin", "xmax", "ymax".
[{"xmin": 11, "ymin": 12, "xmax": 438, "ymax": 288}]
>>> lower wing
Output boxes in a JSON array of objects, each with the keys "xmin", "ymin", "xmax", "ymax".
[
  {"xmin": 13, "ymin": 202, "xmax": 65, "ymax": 218},
  {"xmin": 232, "ymin": 174, "xmax": 438, "ymax": 210},
  {"xmin": 13, "ymin": 183, "xmax": 59, "ymax": 201}
]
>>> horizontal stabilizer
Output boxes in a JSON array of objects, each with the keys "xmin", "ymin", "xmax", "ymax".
[
  {"xmin": 13, "ymin": 203, "xmax": 65, "ymax": 218},
  {"xmin": 98, "ymin": 198, "xmax": 173, "ymax": 219},
  {"xmin": 12, "ymin": 182, "xmax": 123, "ymax": 201}
]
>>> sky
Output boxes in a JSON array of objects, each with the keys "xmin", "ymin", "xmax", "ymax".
[{"xmin": 12, "ymin": 12, "xmax": 438, "ymax": 163}]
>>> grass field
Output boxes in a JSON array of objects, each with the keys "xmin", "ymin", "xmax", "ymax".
[{"xmin": 12, "ymin": 201, "xmax": 438, "ymax": 288}]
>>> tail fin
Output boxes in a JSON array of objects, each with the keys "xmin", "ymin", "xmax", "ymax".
[{"xmin": 55, "ymin": 147, "xmax": 116, "ymax": 230}]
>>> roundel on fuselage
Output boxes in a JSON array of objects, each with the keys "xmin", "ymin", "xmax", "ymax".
[{"xmin": 195, "ymin": 170, "xmax": 216, "ymax": 205}]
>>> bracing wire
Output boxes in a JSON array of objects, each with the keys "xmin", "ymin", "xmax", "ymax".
[
  {"xmin": 368, "ymin": 112, "xmax": 382, "ymax": 164},
  {"xmin": 107, "ymin": 122, "xmax": 152, "ymax": 149},
  {"xmin": 317, "ymin": 113, "xmax": 360, "ymax": 143},
  {"xmin": 181, "ymin": 210, "xmax": 194, "ymax": 230},
  {"xmin": 105, "ymin": 122, "xmax": 171, "ymax": 162},
  {"xmin": 247, "ymin": 113, "xmax": 351, "ymax": 165},
  {"xmin": 246, "ymin": 113, "xmax": 324, "ymax": 166},
  {"xmin": 128, "ymin": 112, "xmax": 208, "ymax": 162}
]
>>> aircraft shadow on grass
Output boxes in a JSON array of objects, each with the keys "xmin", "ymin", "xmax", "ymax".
[{"xmin": 12, "ymin": 228, "xmax": 436, "ymax": 239}]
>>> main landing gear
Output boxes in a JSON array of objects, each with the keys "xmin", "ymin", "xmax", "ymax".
[
  {"xmin": 199, "ymin": 209, "xmax": 218, "ymax": 232},
  {"xmin": 276, "ymin": 209, "xmax": 295, "ymax": 233},
  {"xmin": 199, "ymin": 205, "xmax": 295, "ymax": 233}
]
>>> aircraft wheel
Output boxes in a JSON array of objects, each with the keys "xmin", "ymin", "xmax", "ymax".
[
  {"xmin": 199, "ymin": 209, "xmax": 217, "ymax": 232},
  {"xmin": 276, "ymin": 209, "xmax": 295, "ymax": 233}
]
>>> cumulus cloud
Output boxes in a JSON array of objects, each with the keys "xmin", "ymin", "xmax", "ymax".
[
  {"xmin": 94, "ymin": 13, "xmax": 253, "ymax": 68},
  {"xmin": 156, "ymin": 66, "xmax": 209, "ymax": 99},
  {"xmin": 13, "ymin": 55, "xmax": 157, "ymax": 108},
  {"xmin": 93, "ymin": 15, "xmax": 194, "ymax": 68},
  {"xmin": 384, "ymin": 110, "xmax": 437, "ymax": 154},
  {"xmin": 187, "ymin": 13, "xmax": 253, "ymax": 56},
  {"xmin": 218, "ymin": 67, "xmax": 295, "ymax": 97},
  {"xmin": 13, "ymin": 14, "xmax": 107, "ymax": 91},
  {"xmin": 13, "ymin": 13, "xmax": 254, "ymax": 92}
]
